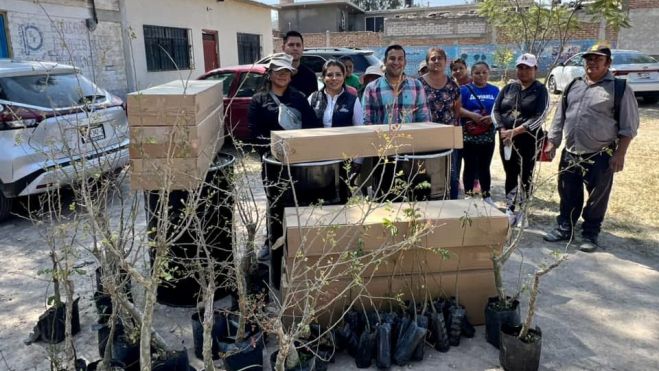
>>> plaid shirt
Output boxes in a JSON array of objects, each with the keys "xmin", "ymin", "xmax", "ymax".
[{"xmin": 361, "ymin": 75, "xmax": 430, "ymax": 125}]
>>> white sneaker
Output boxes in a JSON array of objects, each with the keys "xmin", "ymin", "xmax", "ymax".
[
  {"xmin": 516, "ymin": 212, "xmax": 529, "ymax": 228},
  {"xmin": 483, "ymin": 196, "xmax": 496, "ymax": 207},
  {"xmin": 506, "ymin": 209, "xmax": 516, "ymax": 226}
]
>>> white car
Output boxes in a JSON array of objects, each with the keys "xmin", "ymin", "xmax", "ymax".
[
  {"xmin": 547, "ymin": 49, "xmax": 659, "ymax": 104},
  {"xmin": 0, "ymin": 60, "xmax": 129, "ymax": 221}
]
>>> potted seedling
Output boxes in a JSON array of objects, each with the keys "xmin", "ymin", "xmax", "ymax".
[{"xmin": 499, "ymin": 254, "xmax": 567, "ymax": 371}]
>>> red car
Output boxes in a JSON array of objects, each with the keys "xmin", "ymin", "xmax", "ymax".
[{"xmin": 199, "ymin": 64, "xmax": 269, "ymax": 142}]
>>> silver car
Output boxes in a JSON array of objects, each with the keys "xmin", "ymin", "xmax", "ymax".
[
  {"xmin": 547, "ymin": 49, "xmax": 659, "ymax": 104},
  {"xmin": 0, "ymin": 60, "xmax": 129, "ymax": 221}
]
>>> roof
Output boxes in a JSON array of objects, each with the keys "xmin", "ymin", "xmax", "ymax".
[
  {"xmin": 0, "ymin": 60, "xmax": 78, "ymax": 77},
  {"xmin": 231, "ymin": 0, "xmax": 276, "ymax": 11},
  {"xmin": 277, "ymin": 0, "xmax": 364, "ymax": 13}
]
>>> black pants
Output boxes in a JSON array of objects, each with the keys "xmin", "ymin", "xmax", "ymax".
[
  {"xmin": 500, "ymin": 133, "xmax": 538, "ymax": 204},
  {"xmin": 556, "ymin": 149, "xmax": 614, "ymax": 238},
  {"xmin": 463, "ymin": 141, "xmax": 495, "ymax": 197}
]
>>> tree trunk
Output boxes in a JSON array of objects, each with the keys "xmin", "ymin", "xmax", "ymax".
[{"xmin": 202, "ymin": 278, "xmax": 216, "ymax": 371}]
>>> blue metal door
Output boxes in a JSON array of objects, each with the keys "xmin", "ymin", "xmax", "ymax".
[{"xmin": 0, "ymin": 14, "xmax": 9, "ymax": 58}]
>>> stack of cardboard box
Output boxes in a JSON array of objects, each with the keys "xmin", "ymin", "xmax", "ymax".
[
  {"xmin": 282, "ymin": 199, "xmax": 509, "ymax": 325},
  {"xmin": 127, "ymin": 80, "xmax": 224, "ymax": 190}
]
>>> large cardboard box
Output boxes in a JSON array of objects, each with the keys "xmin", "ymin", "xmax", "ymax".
[
  {"xmin": 127, "ymin": 80, "xmax": 223, "ymax": 127},
  {"xmin": 270, "ymin": 123, "xmax": 463, "ymax": 164},
  {"xmin": 282, "ymin": 269, "xmax": 496, "ymax": 326},
  {"xmin": 129, "ymin": 140, "xmax": 217, "ymax": 190},
  {"xmin": 284, "ymin": 199, "xmax": 509, "ymax": 259},
  {"xmin": 286, "ymin": 244, "xmax": 496, "ymax": 280},
  {"xmin": 129, "ymin": 104, "xmax": 224, "ymax": 158}
]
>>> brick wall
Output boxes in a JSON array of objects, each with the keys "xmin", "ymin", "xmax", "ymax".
[{"xmin": 628, "ymin": 0, "xmax": 657, "ymax": 9}]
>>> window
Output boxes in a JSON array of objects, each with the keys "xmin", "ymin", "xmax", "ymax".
[
  {"xmin": 365, "ymin": 17, "xmax": 384, "ymax": 32},
  {"xmin": 235, "ymin": 72, "xmax": 265, "ymax": 98},
  {"xmin": 143, "ymin": 25, "xmax": 193, "ymax": 72},
  {"xmin": 300, "ymin": 55, "xmax": 327, "ymax": 74},
  {"xmin": 202, "ymin": 72, "xmax": 235, "ymax": 96},
  {"xmin": 0, "ymin": 13, "xmax": 9, "ymax": 58},
  {"xmin": 237, "ymin": 33, "xmax": 261, "ymax": 65},
  {"xmin": 565, "ymin": 54, "xmax": 583, "ymax": 67},
  {"xmin": 612, "ymin": 52, "xmax": 658, "ymax": 64},
  {"xmin": 0, "ymin": 73, "xmax": 103, "ymax": 109}
]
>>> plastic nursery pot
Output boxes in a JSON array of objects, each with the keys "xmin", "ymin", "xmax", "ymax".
[
  {"xmin": 191, "ymin": 310, "xmax": 229, "ymax": 360},
  {"xmin": 86, "ymin": 360, "xmax": 127, "ymax": 371},
  {"xmin": 98, "ymin": 322, "xmax": 140, "ymax": 371},
  {"xmin": 36, "ymin": 297, "xmax": 81, "ymax": 344},
  {"xmin": 499, "ymin": 324, "xmax": 542, "ymax": 371},
  {"xmin": 220, "ymin": 331, "xmax": 265, "ymax": 371},
  {"xmin": 269, "ymin": 348, "xmax": 329, "ymax": 371},
  {"xmin": 485, "ymin": 296, "xmax": 521, "ymax": 349},
  {"xmin": 153, "ymin": 349, "xmax": 195, "ymax": 370}
]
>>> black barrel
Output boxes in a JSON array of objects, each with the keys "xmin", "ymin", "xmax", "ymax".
[
  {"xmin": 145, "ymin": 153, "xmax": 235, "ymax": 307},
  {"xmin": 371, "ymin": 149, "xmax": 452, "ymax": 201},
  {"xmin": 262, "ymin": 154, "xmax": 348, "ymax": 289}
]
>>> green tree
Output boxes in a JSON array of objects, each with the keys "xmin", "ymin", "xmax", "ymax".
[
  {"xmin": 353, "ymin": 0, "xmax": 402, "ymax": 11},
  {"xmin": 478, "ymin": 0, "xmax": 630, "ymax": 65}
]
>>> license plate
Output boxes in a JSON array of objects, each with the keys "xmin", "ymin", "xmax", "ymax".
[
  {"xmin": 637, "ymin": 72, "xmax": 650, "ymax": 79},
  {"xmin": 81, "ymin": 124, "xmax": 105, "ymax": 143}
]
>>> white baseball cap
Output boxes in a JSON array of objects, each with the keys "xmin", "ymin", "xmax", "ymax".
[{"xmin": 516, "ymin": 53, "xmax": 538, "ymax": 68}]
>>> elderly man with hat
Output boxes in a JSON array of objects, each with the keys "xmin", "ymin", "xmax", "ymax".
[
  {"xmin": 492, "ymin": 53, "xmax": 549, "ymax": 227},
  {"xmin": 542, "ymin": 44, "xmax": 639, "ymax": 252}
]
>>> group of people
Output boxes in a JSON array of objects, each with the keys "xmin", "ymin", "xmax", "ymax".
[{"xmin": 249, "ymin": 30, "xmax": 639, "ymax": 254}]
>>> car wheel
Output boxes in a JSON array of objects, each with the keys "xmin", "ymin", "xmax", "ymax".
[
  {"xmin": 0, "ymin": 192, "xmax": 13, "ymax": 222},
  {"xmin": 547, "ymin": 76, "xmax": 559, "ymax": 94},
  {"xmin": 644, "ymin": 95, "xmax": 659, "ymax": 105}
]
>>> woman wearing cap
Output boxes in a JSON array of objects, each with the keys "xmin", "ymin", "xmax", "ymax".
[
  {"xmin": 248, "ymin": 53, "xmax": 321, "ymax": 153},
  {"xmin": 492, "ymin": 53, "xmax": 549, "ymax": 227},
  {"xmin": 419, "ymin": 48, "xmax": 462, "ymax": 199},
  {"xmin": 460, "ymin": 61, "xmax": 499, "ymax": 204}
]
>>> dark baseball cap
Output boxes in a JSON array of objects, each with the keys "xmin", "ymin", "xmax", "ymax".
[{"xmin": 582, "ymin": 44, "xmax": 611, "ymax": 58}]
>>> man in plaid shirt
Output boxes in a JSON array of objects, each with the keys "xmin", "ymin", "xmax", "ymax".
[{"xmin": 362, "ymin": 44, "xmax": 430, "ymax": 125}]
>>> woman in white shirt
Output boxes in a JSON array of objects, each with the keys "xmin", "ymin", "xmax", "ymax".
[{"xmin": 308, "ymin": 59, "xmax": 363, "ymax": 128}]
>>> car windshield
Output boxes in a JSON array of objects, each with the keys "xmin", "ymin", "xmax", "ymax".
[
  {"xmin": 202, "ymin": 72, "xmax": 234, "ymax": 96},
  {"xmin": 0, "ymin": 72, "xmax": 104, "ymax": 109},
  {"xmin": 612, "ymin": 52, "xmax": 658, "ymax": 65},
  {"xmin": 355, "ymin": 54, "xmax": 381, "ymax": 74}
]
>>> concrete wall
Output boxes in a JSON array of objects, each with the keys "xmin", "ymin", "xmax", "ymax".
[
  {"xmin": 121, "ymin": 0, "xmax": 273, "ymax": 90},
  {"xmin": 2, "ymin": 0, "xmax": 128, "ymax": 95},
  {"xmin": 618, "ymin": 1, "xmax": 659, "ymax": 56}
]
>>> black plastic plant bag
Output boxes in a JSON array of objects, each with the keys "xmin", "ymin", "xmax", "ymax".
[{"xmin": 375, "ymin": 323, "xmax": 392, "ymax": 369}]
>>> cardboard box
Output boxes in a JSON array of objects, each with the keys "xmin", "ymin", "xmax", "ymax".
[
  {"xmin": 286, "ymin": 244, "xmax": 496, "ymax": 280},
  {"xmin": 284, "ymin": 199, "xmax": 509, "ymax": 259},
  {"xmin": 282, "ymin": 269, "xmax": 496, "ymax": 326},
  {"xmin": 270, "ymin": 123, "xmax": 463, "ymax": 164},
  {"xmin": 127, "ymin": 80, "xmax": 223, "ymax": 127},
  {"xmin": 129, "ymin": 139, "xmax": 217, "ymax": 190},
  {"xmin": 129, "ymin": 104, "xmax": 224, "ymax": 158}
]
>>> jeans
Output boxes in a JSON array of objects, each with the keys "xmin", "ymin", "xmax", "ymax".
[
  {"xmin": 450, "ymin": 148, "xmax": 463, "ymax": 199},
  {"xmin": 556, "ymin": 149, "xmax": 614, "ymax": 238}
]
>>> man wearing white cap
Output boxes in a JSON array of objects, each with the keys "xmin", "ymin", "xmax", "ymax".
[
  {"xmin": 543, "ymin": 44, "xmax": 639, "ymax": 252},
  {"xmin": 492, "ymin": 53, "xmax": 548, "ymax": 227}
]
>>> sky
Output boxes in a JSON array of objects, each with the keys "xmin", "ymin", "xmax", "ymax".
[{"xmin": 258, "ymin": 0, "xmax": 471, "ymax": 6}]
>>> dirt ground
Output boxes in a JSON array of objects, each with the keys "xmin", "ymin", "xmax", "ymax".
[{"xmin": 0, "ymin": 103, "xmax": 658, "ymax": 371}]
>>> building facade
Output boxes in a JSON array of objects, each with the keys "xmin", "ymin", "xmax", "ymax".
[{"xmin": 0, "ymin": 0, "xmax": 273, "ymax": 95}]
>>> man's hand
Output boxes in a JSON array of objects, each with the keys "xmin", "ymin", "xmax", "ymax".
[
  {"xmin": 543, "ymin": 141, "xmax": 556, "ymax": 160},
  {"xmin": 609, "ymin": 151, "xmax": 626, "ymax": 172}
]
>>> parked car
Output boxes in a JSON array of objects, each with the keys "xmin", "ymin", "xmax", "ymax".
[
  {"xmin": 0, "ymin": 60, "xmax": 129, "ymax": 221},
  {"xmin": 258, "ymin": 47, "xmax": 382, "ymax": 75},
  {"xmin": 199, "ymin": 64, "xmax": 324, "ymax": 142},
  {"xmin": 547, "ymin": 49, "xmax": 659, "ymax": 104}
]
